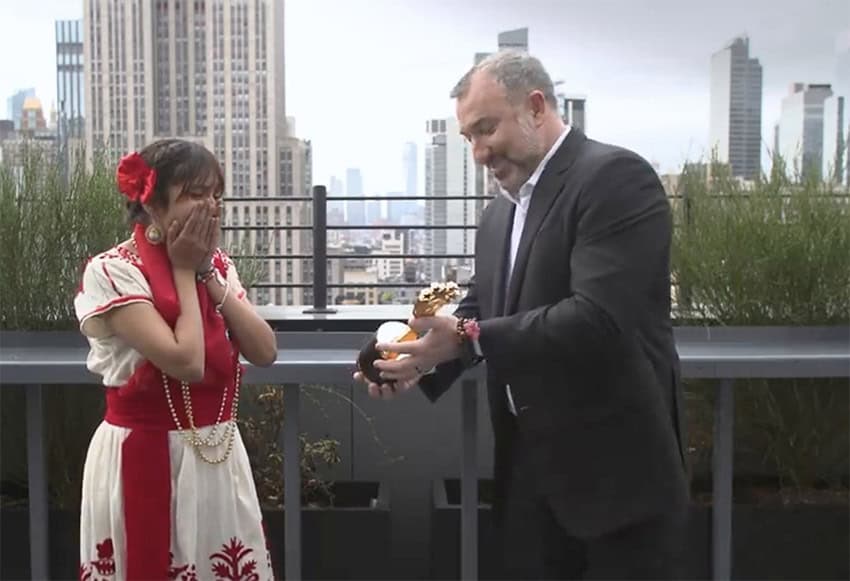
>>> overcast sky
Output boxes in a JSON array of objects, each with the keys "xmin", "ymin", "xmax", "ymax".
[{"xmin": 1, "ymin": 0, "xmax": 848, "ymax": 193}]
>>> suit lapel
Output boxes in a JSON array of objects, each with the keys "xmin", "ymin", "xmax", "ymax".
[{"xmin": 504, "ymin": 128, "xmax": 586, "ymax": 315}]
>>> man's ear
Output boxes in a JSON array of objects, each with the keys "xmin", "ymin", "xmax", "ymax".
[{"xmin": 528, "ymin": 90, "xmax": 547, "ymax": 121}]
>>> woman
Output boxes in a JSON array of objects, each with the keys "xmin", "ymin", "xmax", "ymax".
[{"xmin": 75, "ymin": 139, "xmax": 277, "ymax": 580}]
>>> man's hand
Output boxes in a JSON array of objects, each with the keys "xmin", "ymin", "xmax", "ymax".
[
  {"xmin": 352, "ymin": 371, "xmax": 420, "ymax": 400},
  {"xmin": 372, "ymin": 315, "xmax": 463, "ymax": 384}
]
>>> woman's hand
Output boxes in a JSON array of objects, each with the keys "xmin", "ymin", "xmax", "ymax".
[
  {"xmin": 167, "ymin": 205, "xmax": 218, "ymax": 271},
  {"xmin": 199, "ymin": 209, "xmax": 222, "ymax": 273}
]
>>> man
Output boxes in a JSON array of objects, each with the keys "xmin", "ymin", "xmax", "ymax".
[{"xmin": 354, "ymin": 50, "xmax": 689, "ymax": 579}]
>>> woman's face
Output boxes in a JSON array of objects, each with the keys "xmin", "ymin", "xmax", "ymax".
[{"xmin": 148, "ymin": 177, "xmax": 222, "ymax": 233}]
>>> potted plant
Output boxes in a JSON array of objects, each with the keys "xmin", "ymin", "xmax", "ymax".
[
  {"xmin": 238, "ymin": 384, "xmax": 392, "ymax": 580},
  {"xmin": 0, "ymin": 145, "xmax": 127, "ymax": 580},
  {"xmin": 672, "ymin": 158, "xmax": 850, "ymax": 580}
]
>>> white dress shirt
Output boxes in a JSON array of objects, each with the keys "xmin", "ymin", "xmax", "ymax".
[{"xmin": 500, "ymin": 125, "xmax": 571, "ymax": 414}]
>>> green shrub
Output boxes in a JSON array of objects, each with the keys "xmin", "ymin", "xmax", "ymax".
[{"xmin": 672, "ymin": 159, "xmax": 850, "ymax": 495}]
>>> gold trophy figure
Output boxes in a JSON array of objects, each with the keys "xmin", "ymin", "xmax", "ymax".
[{"xmin": 356, "ymin": 282, "xmax": 461, "ymax": 383}]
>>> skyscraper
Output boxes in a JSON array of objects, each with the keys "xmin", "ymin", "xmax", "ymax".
[
  {"xmin": 560, "ymin": 96, "xmax": 586, "ymax": 132},
  {"xmin": 345, "ymin": 168, "xmax": 365, "ymax": 226},
  {"xmin": 329, "ymin": 175, "xmax": 344, "ymax": 196},
  {"xmin": 84, "ymin": 0, "xmax": 310, "ymax": 305},
  {"xmin": 833, "ymin": 30, "xmax": 850, "ymax": 186},
  {"xmin": 424, "ymin": 117, "xmax": 476, "ymax": 281},
  {"xmin": 497, "ymin": 28, "xmax": 528, "ymax": 51},
  {"xmin": 6, "ymin": 88, "xmax": 35, "ymax": 130},
  {"xmin": 56, "ymin": 20, "xmax": 85, "ymax": 142},
  {"xmin": 403, "ymin": 142, "xmax": 417, "ymax": 196},
  {"xmin": 778, "ymin": 83, "xmax": 833, "ymax": 180},
  {"xmin": 278, "ymin": 133, "xmax": 313, "ymax": 306},
  {"xmin": 822, "ymin": 95, "xmax": 845, "ymax": 184},
  {"xmin": 327, "ymin": 175, "xmax": 345, "ymax": 221},
  {"xmin": 709, "ymin": 36, "xmax": 763, "ymax": 180}
]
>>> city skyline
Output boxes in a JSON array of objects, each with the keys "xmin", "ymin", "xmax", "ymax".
[{"xmin": 1, "ymin": 0, "xmax": 847, "ymax": 193}]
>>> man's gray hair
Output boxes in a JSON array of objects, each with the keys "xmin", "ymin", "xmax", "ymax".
[{"xmin": 450, "ymin": 50, "xmax": 558, "ymax": 109}]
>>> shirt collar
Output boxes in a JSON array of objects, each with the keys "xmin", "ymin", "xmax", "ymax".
[{"xmin": 500, "ymin": 125, "xmax": 571, "ymax": 205}]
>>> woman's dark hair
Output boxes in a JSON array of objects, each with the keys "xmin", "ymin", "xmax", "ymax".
[{"xmin": 126, "ymin": 139, "xmax": 225, "ymax": 225}]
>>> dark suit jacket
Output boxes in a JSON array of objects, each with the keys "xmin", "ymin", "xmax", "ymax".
[{"xmin": 420, "ymin": 128, "xmax": 689, "ymax": 538}]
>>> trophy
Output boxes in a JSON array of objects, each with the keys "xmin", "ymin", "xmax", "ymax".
[{"xmin": 356, "ymin": 282, "xmax": 461, "ymax": 384}]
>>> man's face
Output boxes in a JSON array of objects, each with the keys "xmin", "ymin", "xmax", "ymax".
[{"xmin": 456, "ymin": 71, "xmax": 545, "ymax": 195}]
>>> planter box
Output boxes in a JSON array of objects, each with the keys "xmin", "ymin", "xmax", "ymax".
[
  {"xmin": 429, "ymin": 479, "xmax": 706, "ymax": 579},
  {"xmin": 731, "ymin": 503, "xmax": 848, "ymax": 580},
  {"xmin": 263, "ymin": 480, "xmax": 391, "ymax": 580},
  {"xmin": 686, "ymin": 502, "xmax": 849, "ymax": 580},
  {"xmin": 0, "ymin": 507, "xmax": 80, "ymax": 580},
  {"xmin": 429, "ymin": 478, "xmax": 538, "ymax": 580},
  {"xmin": 430, "ymin": 478, "xmax": 847, "ymax": 580},
  {"xmin": 1, "ymin": 481, "xmax": 390, "ymax": 581},
  {"xmin": 691, "ymin": 476, "xmax": 850, "ymax": 580}
]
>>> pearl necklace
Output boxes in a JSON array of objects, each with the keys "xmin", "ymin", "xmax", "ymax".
[
  {"xmin": 131, "ymin": 231, "xmax": 239, "ymax": 464},
  {"xmin": 162, "ymin": 365, "xmax": 241, "ymax": 464}
]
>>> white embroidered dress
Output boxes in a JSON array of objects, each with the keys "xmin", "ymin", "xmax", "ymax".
[{"xmin": 74, "ymin": 244, "xmax": 273, "ymax": 581}]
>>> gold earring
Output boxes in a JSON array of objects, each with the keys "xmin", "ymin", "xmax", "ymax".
[{"xmin": 145, "ymin": 223, "xmax": 163, "ymax": 244}]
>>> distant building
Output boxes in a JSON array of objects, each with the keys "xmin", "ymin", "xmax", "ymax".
[
  {"xmin": 7, "ymin": 88, "xmax": 35, "ymax": 131},
  {"xmin": 56, "ymin": 19, "xmax": 85, "ymax": 141},
  {"xmin": 709, "ymin": 36, "xmax": 763, "ymax": 180},
  {"xmin": 822, "ymin": 95, "xmax": 846, "ymax": 185},
  {"xmin": 778, "ymin": 83, "xmax": 833, "ymax": 180},
  {"xmin": 84, "ymin": 0, "xmax": 309, "ymax": 305}
]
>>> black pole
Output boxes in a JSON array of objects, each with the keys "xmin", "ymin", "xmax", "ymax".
[{"xmin": 303, "ymin": 184, "xmax": 336, "ymax": 313}]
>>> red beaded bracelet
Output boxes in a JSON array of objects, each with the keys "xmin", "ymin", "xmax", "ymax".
[{"xmin": 456, "ymin": 317, "xmax": 481, "ymax": 342}]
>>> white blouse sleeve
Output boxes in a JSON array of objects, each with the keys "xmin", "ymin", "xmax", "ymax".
[{"xmin": 74, "ymin": 253, "xmax": 153, "ymax": 339}]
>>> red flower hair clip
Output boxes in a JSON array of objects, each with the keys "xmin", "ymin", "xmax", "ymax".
[{"xmin": 116, "ymin": 152, "xmax": 157, "ymax": 204}]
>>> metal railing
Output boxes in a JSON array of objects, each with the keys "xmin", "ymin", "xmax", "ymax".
[
  {"xmin": 1, "ymin": 325, "xmax": 848, "ymax": 581},
  {"xmin": 221, "ymin": 185, "xmax": 491, "ymax": 307},
  {"xmin": 219, "ymin": 186, "xmax": 850, "ymax": 308}
]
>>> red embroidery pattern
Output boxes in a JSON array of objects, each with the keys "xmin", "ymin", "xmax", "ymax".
[
  {"xmin": 79, "ymin": 538, "xmax": 115, "ymax": 580},
  {"xmin": 79, "ymin": 564, "xmax": 92, "ymax": 581},
  {"xmin": 212, "ymin": 249, "xmax": 230, "ymax": 279},
  {"xmin": 210, "ymin": 537, "xmax": 260, "ymax": 581},
  {"xmin": 169, "ymin": 552, "xmax": 199, "ymax": 581},
  {"xmin": 80, "ymin": 535, "xmax": 270, "ymax": 581},
  {"xmin": 99, "ymin": 245, "xmax": 144, "ymax": 269}
]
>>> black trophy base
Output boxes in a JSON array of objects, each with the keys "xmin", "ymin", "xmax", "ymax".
[
  {"xmin": 357, "ymin": 336, "xmax": 384, "ymax": 384},
  {"xmin": 356, "ymin": 321, "xmax": 415, "ymax": 385}
]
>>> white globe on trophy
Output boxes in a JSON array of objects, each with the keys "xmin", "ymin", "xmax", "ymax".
[{"xmin": 356, "ymin": 282, "xmax": 461, "ymax": 384}]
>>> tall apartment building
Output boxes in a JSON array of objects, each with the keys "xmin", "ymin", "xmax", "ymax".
[
  {"xmin": 345, "ymin": 167, "xmax": 365, "ymax": 227},
  {"xmin": 403, "ymin": 142, "xmax": 417, "ymax": 196},
  {"xmin": 822, "ymin": 95, "xmax": 845, "ymax": 185},
  {"xmin": 83, "ymin": 0, "xmax": 311, "ymax": 305},
  {"xmin": 56, "ymin": 19, "xmax": 85, "ymax": 142},
  {"xmin": 424, "ymin": 117, "xmax": 476, "ymax": 282},
  {"xmin": 778, "ymin": 83, "xmax": 833, "ymax": 180},
  {"xmin": 709, "ymin": 36, "xmax": 763, "ymax": 180}
]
